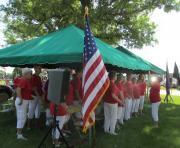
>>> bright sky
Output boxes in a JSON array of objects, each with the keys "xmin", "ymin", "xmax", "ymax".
[{"xmin": 0, "ymin": 0, "xmax": 180, "ymax": 73}]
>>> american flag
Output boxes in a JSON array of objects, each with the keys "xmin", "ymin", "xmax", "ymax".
[{"xmin": 82, "ymin": 16, "xmax": 110, "ymax": 132}]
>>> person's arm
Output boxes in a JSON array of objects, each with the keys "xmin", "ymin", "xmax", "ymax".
[
  {"xmin": 119, "ymin": 91, "xmax": 124, "ymax": 105},
  {"xmin": 16, "ymin": 87, "xmax": 23, "ymax": 105},
  {"xmin": 112, "ymin": 93, "xmax": 121, "ymax": 104}
]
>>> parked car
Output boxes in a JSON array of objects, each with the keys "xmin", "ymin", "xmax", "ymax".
[{"xmin": 0, "ymin": 85, "xmax": 14, "ymax": 104}]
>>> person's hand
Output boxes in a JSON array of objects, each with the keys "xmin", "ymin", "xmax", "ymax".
[{"xmin": 18, "ymin": 99, "xmax": 23, "ymax": 105}]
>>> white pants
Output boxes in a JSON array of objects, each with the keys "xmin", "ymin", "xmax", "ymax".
[
  {"xmin": 104, "ymin": 102, "xmax": 118, "ymax": 134},
  {"xmin": 124, "ymin": 98, "xmax": 129, "ymax": 120},
  {"xmin": 135, "ymin": 99, "xmax": 140, "ymax": 113},
  {"xmin": 151, "ymin": 102, "xmax": 160, "ymax": 122},
  {"xmin": 46, "ymin": 108, "xmax": 53, "ymax": 126},
  {"xmin": 15, "ymin": 97, "xmax": 29, "ymax": 129},
  {"xmin": 131, "ymin": 99, "xmax": 136, "ymax": 113},
  {"xmin": 117, "ymin": 106, "xmax": 125, "ymax": 124},
  {"xmin": 52, "ymin": 115, "xmax": 70, "ymax": 139},
  {"xmin": 139, "ymin": 96, "xmax": 145, "ymax": 110},
  {"xmin": 28, "ymin": 96, "xmax": 41, "ymax": 119}
]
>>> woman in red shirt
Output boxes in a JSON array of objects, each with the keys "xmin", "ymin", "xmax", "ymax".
[
  {"xmin": 104, "ymin": 71, "xmax": 121, "ymax": 135},
  {"xmin": 138, "ymin": 74, "xmax": 147, "ymax": 115},
  {"xmin": 124, "ymin": 73, "xmax": 133, "ymax": 120},
  {"xmin": 132, "ymin": 78, "xmax": 141, "ymax": 117},
  {"xmin": 15, "ymin": 68, "xmax": 32, "ymax": 140},
  {"xmin": 149, "ymin": 77, "xmax": 161, "ymax": 128},
  {"xmin": 116, "ymin": 74, "xmax": 125, "ymax": 125}
]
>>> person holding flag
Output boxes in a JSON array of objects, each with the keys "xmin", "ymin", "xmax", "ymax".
[{"xmin": 82, "ymin": 7, "xmax": 110, "ymax": 133}]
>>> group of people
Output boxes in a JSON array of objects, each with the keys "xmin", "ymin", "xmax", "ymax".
[
  {"xmin": 14, "ymin": 66, "xmax": 161, "ymax": 146},
  {"xmin": 14, "ymin": 67, "xmax": 83, "ymax": 147},
  {"xmin": 103, "ymin": 72, "xmax": 147, "ymax": 135}
]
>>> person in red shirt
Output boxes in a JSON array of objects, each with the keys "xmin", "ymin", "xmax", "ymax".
[
  {"xmin": 66, "ymin": 74, "xmax": 75, "ymax": 105},
  {"xmin": 149, "ymin": 77, "xmax": 161, "ymax": 128},
  {"xmin": 15, "ymin": 68, "xmax": 32, "ymax": 140},
  {"xmin": 104, "ymin": 71, "xmax": 121, "ymax": 135},
  {"xmin": 28, "ymin": 66, "xmax": 42, "ymax": 128},
  {"xmin": 116, "ymin": 74, "xmax": 125, "ymax": 125},
  {"xmin": 138, "ymin": 74, "xmax": 147, "ymax": 115},
  {"xmin": 132, "ymin": 77, "xmax": 141, "ymax": 117},
  {"xmin": 124, "ymin": 73, "xmax": 134, "ymax": 120}
]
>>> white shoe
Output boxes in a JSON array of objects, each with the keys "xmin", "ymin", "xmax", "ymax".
[
  {"xmin": 110, "ymin": 132, "xmax": 118, "ymax": 136},
  {"xmin": 17, "ymin": 134, "xmax": 28, "ymax": 140}
]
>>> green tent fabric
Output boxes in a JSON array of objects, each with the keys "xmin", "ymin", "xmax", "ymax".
[
  {"xmin": 116, "ymin": 46, "xmax": 165, "ymax": 74},
  {"xmin": 0, "ymin": 25, "xmax": 151, "ymax": 72}
]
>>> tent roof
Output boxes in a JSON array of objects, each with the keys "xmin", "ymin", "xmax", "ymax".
[
  {"xmin": 116, "ymin": 46, "xmax": 165, "ymax": 74},
  {"xmin": 0, "ymin": 25, "xmax": 160, "ymax": 73}
]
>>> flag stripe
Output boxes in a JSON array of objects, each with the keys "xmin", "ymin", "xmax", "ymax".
[
  {"xmin": 83, "ymin": 59, "xmax": 104, "ymax": 95},
  {"xmin": 82, "ymin": 50, "xmax": 100, "ymax": 86},
  {"xmin": 83, "ymin": 65, "xmax": 106, "ymax": 104},
  {"xmin": 82, "ymin": 71, "xmax": 108, "ymax": 116},
  {"xmin": 82, "ymin": 78, "xmax": 109, "ymax": 128},
  {"xmin": 84, "ymin": 55, "xmax": 102, "ymax": 88}
]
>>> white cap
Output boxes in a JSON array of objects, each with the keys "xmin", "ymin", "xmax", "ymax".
[{"xmin": 22, "ymin": 68, "xmax": 32, "ymax": 75}]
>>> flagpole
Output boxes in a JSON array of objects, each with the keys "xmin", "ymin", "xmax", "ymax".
[{"xmin": 84, "ymin": 6, "xmax": 93, "ymax": 148}]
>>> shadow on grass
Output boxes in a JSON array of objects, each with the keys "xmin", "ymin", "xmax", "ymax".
[{"xmin": 0, "ymin": 103, "xmax": 180, "ymax": 148}]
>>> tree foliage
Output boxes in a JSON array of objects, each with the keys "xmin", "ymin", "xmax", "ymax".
[{"xmin": 0, "ymin": 0, "xmax": 180, "ymax": 48}]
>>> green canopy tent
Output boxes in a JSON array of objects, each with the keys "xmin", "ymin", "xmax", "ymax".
[
  {"xmin": 0, "ymin": 25, "xmax": 152, "ymax": 72},
  {"xmin": 116, "ymin": 46, "xmax": 165, "ymax": 74}
]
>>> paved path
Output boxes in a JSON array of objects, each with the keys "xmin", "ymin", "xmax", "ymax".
[{"xmin": 160, "ymin": 89, "xmax": 180, "ymax": 96}]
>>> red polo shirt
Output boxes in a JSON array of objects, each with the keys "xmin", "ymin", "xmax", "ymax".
[
  {"xmin": 149, "ymin": 82, "xmax": 161, "ymax": 103},
  {"xmin": 133, "ymin": 84, "xmax": 140, "ymax": 99},
  {"xmin": 14, "ymin": 76, "xmax": 21, "ymax": 89},
  {"xmin": 104, "ymin": 80, "xmax": 119, "ymax": 104},
  {"xmin": 116, "ymin": 81, "xmax": 124, "ymax": 106},
  {"xmin": 125, "ymin": 80, "xmax": 133, "ymax": 98},
  {"xmin": 18, "ymin": 77, "xmax": 32, "ymax": 100},
  {"xmin": 50, "ymin": 103, "xmax": 67, "ymax": 116},
  {"xmin": 139, "ymin": 82, "xmax": 146, "ymax": 96},
  {"xmin": 31, "ymin": 74, "xmax": 42, "ymax": 96}
]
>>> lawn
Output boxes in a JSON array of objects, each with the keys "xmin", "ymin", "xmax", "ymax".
[{"xmin": 0, "ymin": 95, "xmax": 180, "ymax": 148}]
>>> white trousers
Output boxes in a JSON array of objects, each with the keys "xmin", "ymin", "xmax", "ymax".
[
  {"xmin": 117, "ymin": 106, "xmax": 125, "ymax": 124},
  {"xmin": 52, "ymin": 115, "xmax": 70, "ymax": 139},
  {"xmin": 124, "ymin": 99, "xmax": 129, "ymax": 120},
  {"xmin": 104, "ymin": 102, "xmax": 118, "ymax": 134},
  {"xmin": 139, "ymin": 96, "xmax": 145, "ymax": 110},
  {"xmin": 28, "ymin": 96, "xmax": 41, "ymax": 119},
  {"xmin": 131, "ymin": 99, "xmax": 136, "ymax": 113},
  {"xmin": 15, "ymin": 97, "xmax": 29, "ymax": 129},
  {"xmin": 151, "ymin": 102, "xmax": 160, "ymax": 122},
  {"xmin": 135, "ymin": 99, "xmax": 140, "ymax": 113}
]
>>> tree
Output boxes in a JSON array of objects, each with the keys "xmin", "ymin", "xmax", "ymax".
[{"xmin": 0, "ymin": 0, "xmax": 180, "ymax": 48}]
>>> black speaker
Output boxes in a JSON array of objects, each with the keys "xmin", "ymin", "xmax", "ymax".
[{"xmin": 47, "ymin": 69, "xmax": 70, "ymax": 105}]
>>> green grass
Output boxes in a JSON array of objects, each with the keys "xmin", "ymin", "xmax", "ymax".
[{"xmin": 0, "ymin": 96, "xmax": 180, "ymax": 148}]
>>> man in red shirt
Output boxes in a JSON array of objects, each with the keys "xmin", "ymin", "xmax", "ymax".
[
  {"xmin": 28, "ymin": 66, "xmax": 42, "ymax": 128},
  {"xmin": 15, "ymin": 68, "xmax": 32, "ymax": 140},
  {"xmin": 116, "ymin": 74, "xmax": 125, "ymax": 125},
  {"xmin": 124, "ymin": 73, "xmax": 134, "ymax": 120},
  {"xmin": 138, "ymin": 74, "xmax": 147, "ymax": 115},
  {"xmin": 104, "ymin": 71, "xmax": 121, "ymax": 135},
  {"xmin": 132, "ymin": 77, "xmax": 141, "ymax": 117},
  {"xmin": 149, "ymin": 77, "xmax": 161, "ymax": 128}
]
